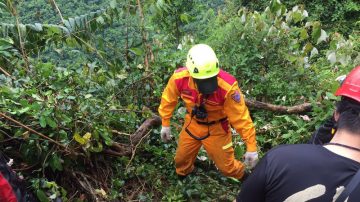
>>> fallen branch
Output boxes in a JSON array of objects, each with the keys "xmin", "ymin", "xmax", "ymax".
[
  {"xmin": 110, "ymin": 142, "xmax": 131, "ymax": 156},
  {"xmin": 130, "ymin": 115, "xmax": 161, "ymax": 143},
  {"xmin": 103, "ymin": 149, "xmax": 125, "ymax": 157},
  {"xmin": 245, "ymin": 99, "xmax": 313, "ymax": 114},
  {"xmin": 106, "ymin": 115, "xmax": 161, "ymax": 157}
]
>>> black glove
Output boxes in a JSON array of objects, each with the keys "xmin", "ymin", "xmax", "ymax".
[{"xmin": 309, "ymin": 116, "xmax": 336, "ymax": 145}]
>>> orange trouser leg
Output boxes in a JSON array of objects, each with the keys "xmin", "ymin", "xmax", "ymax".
[
  {"xmin": 202, "ymin": 124, "xmax": 246, "ymax": 179},
  {"xmin": 174, "ymin": 127, "xmax": 202, "ymax": 176}
]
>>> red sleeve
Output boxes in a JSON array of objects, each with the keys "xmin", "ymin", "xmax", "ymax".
[{"xmin": 0, "ymin": 173, "xmax": 17, "ymax": 202}]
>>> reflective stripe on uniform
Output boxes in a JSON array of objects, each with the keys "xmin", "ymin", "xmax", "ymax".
[{"xmin": 222, "ymin": 142, "xmax": 233, "ymax": 150}]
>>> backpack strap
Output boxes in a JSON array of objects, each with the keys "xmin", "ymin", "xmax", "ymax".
[{"xmin": 336, "ymin": 169, "xmax": 360, "ymax": 202}]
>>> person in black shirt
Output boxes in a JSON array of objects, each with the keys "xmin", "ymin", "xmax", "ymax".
[{"xmin": 237, "ymin": 65, "xmax": 360, "ymax": 201}]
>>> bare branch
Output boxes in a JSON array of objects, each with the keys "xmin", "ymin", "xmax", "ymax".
[
  {"xmin": 49, "ymin": 0, "xmax": 64, "ymax": 23},
  {"xmin": 126, "ymin": 129, "xmax": 152, "ymax": 170},
  {"xmin": 0, "ymin": 66, "xmax": 11, "ymax": 77},
  {"xmin": 245, "ymin": 99, "xmax": 314, "ymax": 114},
  {"xmin": 0, "ymin": 112, "xmax": 74, "ymax": 153}
]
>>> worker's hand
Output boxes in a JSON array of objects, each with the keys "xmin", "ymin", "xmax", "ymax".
[
  {"xmin": 244, "ymin": 151, "xmax": 259, "ymax": 169},
  {"xmin": 160, "ymin": 126, "xmax": 172, "ymax": 143}
]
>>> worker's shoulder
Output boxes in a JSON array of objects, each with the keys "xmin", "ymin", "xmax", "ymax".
[
  {"xmin": 218, "ymin": 69, "xmax": 237, "ymax": 90},
  {"xmin": 267, "ymin": 144, "xmax": 321, "ymax": 160},
  {"xmin": 270, "ymin": 144, "xmax": 318, "ymax": 153},
  {"xmin": 172, "ymin": 67, "xmax": 190, "ymax": 79}
]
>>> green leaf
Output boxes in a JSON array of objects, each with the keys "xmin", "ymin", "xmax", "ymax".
[
  {"xmin": 180, "ymin": 13, "xmax": 190, "ymax": 23},
  {"xmin": 96, "ymin": 16, "xmax": 105, "ymax": 24},
  {"xmin": 65, "ymin": 37, "xmax": 77, "ymax": 47},
  {"xmin": 325, "ymin": 92, "xmax": 337, "ymax": 100},
  {"xmin": 327, "ymin": 51, "xmax": 336, "ymax": 64},
  {"xmin": 100, "ymin": 131, "xmax": 113, "ymax": 146},
  {"xmin": 36, "ymin": 190, "xmax": 50, "ymax": 202},
  {"xmin": 270, "ymin": 0, "xmax": 282, "ymax": 14},
  {"xmin": 39, "ymin": 116, "xmax": 47, "ymax": 128},
  {"xmin": 17, "ymin": 107, "xmax": 30, "ymax": 114},
  {"xmin": 281, "ymin": 133, "xmax": 291, "ymax": 139},
  {"xmin": 110, "ymin": 0, "xmax": 117, "ymax": 9},
  {"xmin": 31, "ymin": 103, "xmax": 41, "ymax": 111},
  {"xmin": 49, "ymin": 154, "xmax": 63, "ymax": 172},
  {"xmin": 0, "ymin": 2, "xmax": 9, "ymax": 13},
  {"xmin": 0, "ymin": 50, "xmax": 12, "ymax": 57},
  {"xmin": 0, "ymin": 38, "xmax": 14, "ymax": 46},
  {"xmin": 234, "ymin": 144, "xmax": 244, "ymax": 159},
  {"xmin": 69, "ymin": 18, "xmax": 76, "ymax": 30},
  {"xmin": 300, "ymin": 28, "xmax": 308, "ymax": 40},
  {"xmin": 74, "ymin": 133, "xmax": 86, "ymax": 145},
  {"xmin": 45, "ymin": 117, "xmax": 57, "ymax": 128},
  {"xmin": 90, "ymin": 142, "xmax": 103, "ymax": 153},
  {"xmin": 129, "ymin": 48, "xmax": 143, "ymax": 56},
  {"xmin": 63, "ymin": 20, "xmax": 72, "ymax": 32},
  {"xmin": 311, "ymin": 21, "xmax": 321, "ymax": 42},
  {"xmin": 75, "ymin": 16, "xmax": 82, "ymax": 28},
  {"xmin": 303, "ymin": 43, "xmax": 313, "ymax": 55},
  {"xmin": 46, "ymin": 25, "xmax": 61, "ymax": 34},
  {"xmin": 292, "ymin": 11, "xmax": 302, "ymax": 23},
  {"xmin": 286, "ymin": 54, "xmax": 298, "ymax": 63},
  {"xmin": 60, "ymin": 114, "xmax": 72, "ymax": 124},
  {"xmin": 59, "ymin": 130, "xmax": 68, "ymax": 142},
  {"xmin": 316, "ymin": 29, "xmax": 328, "ymax": 44},
  {"xmin": 29, "ymin": 23, "xmax": 43, "ymax": 32}
]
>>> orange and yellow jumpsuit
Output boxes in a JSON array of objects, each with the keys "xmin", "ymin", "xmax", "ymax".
[{"xmin": 158, "ymin": 67, "xmax": 257, "ymax": 179}]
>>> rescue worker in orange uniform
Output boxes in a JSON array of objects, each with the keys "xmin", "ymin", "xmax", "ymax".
[{"xmin": 158, "ymin": 44, "xmax": 258, "ymax": 179}]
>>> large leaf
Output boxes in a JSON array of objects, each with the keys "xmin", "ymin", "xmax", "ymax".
[
  {"xmin": 36, "ymin": 190, "xmax": 50, "ymax": 202},
  {"xmin": 316, "ymin": 29, "xmax": 328, "ymax": 44},
  {"xmin": 49, "ymin": 153, "xmax": 63, "ymax": 172},
  {"xmin": 270, "ymin": 0, "xmax": 282, "ymax": 14},
  {"xmin": 311, "ymin": 21, "xmax": 321, "ymax": 42},
  {"xmin": 129, "ymin": 47, "xmax": 144, "ymax": 56},
  {"xmin": 45, "ymin": 117, "xmax": 57, "ymax": 129}
]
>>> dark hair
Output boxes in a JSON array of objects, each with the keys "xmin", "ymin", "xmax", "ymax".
[{"xmin": 336, "ymin": 97, "xmax": 360, "ymax": 134}]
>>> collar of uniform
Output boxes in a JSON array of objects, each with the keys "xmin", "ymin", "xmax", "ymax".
[
  {"xmin": 188, "ymin": 77, "xmax": 204, "ymax": 104},
  {"xmin": 188, "ymin": 77, "xmax": 198, "ymax": 92}
]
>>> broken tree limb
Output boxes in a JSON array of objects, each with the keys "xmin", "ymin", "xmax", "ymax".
[
  {"xmin": 110, "ymin": 142, "xmax": 131, "ymax": 156},
  {"xmin": 109, "ymin": 115, "xmax": 161, "ymax": 157},
  {"xmin": 130, "ymin": 115, "xmax": 161, "ymax": 144},
  {"xmin": 245, "ymin": 99, "xmax": 313, "ymax": 114},
  {"xmin": 106, "ymin": 99, "xmax": 312, "ymax": 157},
  {"xmin": 103, "ymin": 149, "xmax": 127, "ymax": 157}
]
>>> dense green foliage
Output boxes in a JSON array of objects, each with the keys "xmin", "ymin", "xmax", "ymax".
[
  {"xmin": 241, "ymin": 0, "xmax": 360, "ymax": 35},
  {"xmin": 1, "ymin": 0, "xmax": 359, "ymax": 201}
]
